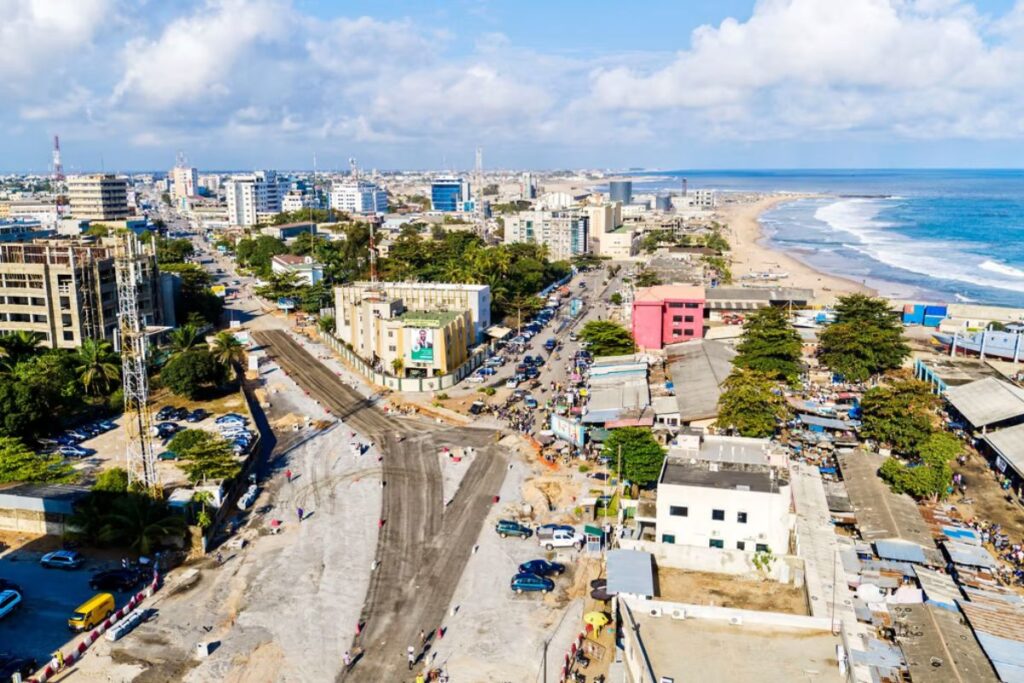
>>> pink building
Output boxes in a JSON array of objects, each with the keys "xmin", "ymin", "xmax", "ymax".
[{"xmin": 631, "ymin": 285, "xmax": 705, "ymax": 349}]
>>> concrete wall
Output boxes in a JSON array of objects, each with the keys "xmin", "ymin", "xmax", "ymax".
[
  {"xmin": 0, "ymin": 508, "xmax": 68, "ymax": 535},
  {"xmin": 619, "ymin": 538, "xmax": 796, "ymax": 583}
]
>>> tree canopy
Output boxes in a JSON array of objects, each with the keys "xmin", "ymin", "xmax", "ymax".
[
  {"xmin": 716, "ymin": 369, "xmax": 789, "ymax": 437},
  {"xmin": 235, "ymin": 235, "xmax": 289, "ymax": 278},
  {"xmin": 0, "ymin": 436, "xmax": 75, "ymax": 483},
  {"xmin": 879, "ymin": 432, "xmax": 960, "ymax": 500},
  {"xmin": 818, "ymin": 294, "xmax": 909, "ymax": 382},
  {"xmin": 603, "ymin": 427, "xmax": 666, "ymax": 486},
  {"xmin": 177, "ymin": 434, "xmax": 241, "ymax": 483},
  {"xmin": 161, "ymin": 349, "xmax": 224, "ymax": 399},
  {"xmin": 578, "ymin": 320, "xmax": 637, "ymax": 356},
  {"xmin": 159, "ymin": 263, "xmax": 223, "ymax": 325},
  {"xmin": 734, "ymin": 306, "xmax": 803, "ymax": 383},
  {"xmin": 860, "ymin": 379, "xmax": 936, "ymax": 454}
]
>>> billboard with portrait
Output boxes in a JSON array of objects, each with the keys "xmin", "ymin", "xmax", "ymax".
[{"xmin": 408, "ymin": 327, "xmax": 435, "ymax": 362}]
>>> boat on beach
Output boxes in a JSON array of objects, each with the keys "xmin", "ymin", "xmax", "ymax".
[{"xmin": 932, "ymin": 324, "xmax": 1024, "ymax": 361}]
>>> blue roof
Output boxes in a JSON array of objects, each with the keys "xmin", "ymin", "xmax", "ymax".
[
  {"xmin": 945, "ymin": 540, "xmax": 997, "ymax": 569},
  {"xmin": 607, "ymin": 549, "xmax": 655, "ymax": 598},
  {"xmin": 874, "ymin": 539, "xmax": 928, "ymax": 564}
]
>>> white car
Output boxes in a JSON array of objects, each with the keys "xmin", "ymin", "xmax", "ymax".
[
  {"xmin": 505, "ymin": 378, "xmax": 519, "ymax": 389},
  {"xmin": 467, "ymin": 373, "xmax": 486, "ymax": 383},
  {"xmin": 0, "ymin": 590, "xmax": 21, "ymax": 620}
]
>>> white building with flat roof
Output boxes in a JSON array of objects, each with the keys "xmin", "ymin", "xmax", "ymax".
[
  {"xmin": 329, "ymin": 179, "xmax": 387, "ymax": 215},
  {"xmin": 655, "ymin": 434, "xmax": 792, "ymax": 556},
  {"xmin": 224, "ymin": 171, "xmax": 285, "ymax": 226},
  {"xmin": 504, "ymin": 209, "xmax": 590, "ymax": 261},
  {"xmin": 170, "ymin": 165, "xmax": 198, "ymax": 200},
  {"xmin": 271, "ymin": 254, "xmax": 323, "ymax": 286}
]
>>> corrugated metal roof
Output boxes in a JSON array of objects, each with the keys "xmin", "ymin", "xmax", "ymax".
[
  {"xmin": 666, "ymin": 340, "xmax": 736, "ymax": 422},
  {"xmin": 958, "ymin": 600, "xmax": 1024, "ymax": 683},
  {"xmin": 606, "ymin": 549, "xmax": 655, "ymax": 598},
  {"xmin": 894, "ymin": 603, "xmax": 1000, "ymax": 683},
  {"xmin": 944, "ymin": 540, "xmax": 997, "ymax": 569},
  {"xmin": 799, "ymin": 413, "xmax": 860, "ymax": 430},
  {"xmin": 944, "ymin": 377, "xmax": 1024, "ymax": 428},
  {"xmin": 985, "ymin": 423, "xmax": 1024, "ymax": 479},
  {"xmin": 875, "ymin": 539, "xmax": 928, "ymax": 564},
  {"xmin": 912, "ymin": 567, "xmax": 963, "ymax": 611}
]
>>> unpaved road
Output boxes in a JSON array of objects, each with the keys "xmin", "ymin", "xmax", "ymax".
[{"xmin": 254, "ymin": 330, "xmax": 508, "ymax": 681}]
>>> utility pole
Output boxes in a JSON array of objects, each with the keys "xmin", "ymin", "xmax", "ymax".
[{"xmin": 542, "ymin": 637, "xmax": 548, "ymax": 683}]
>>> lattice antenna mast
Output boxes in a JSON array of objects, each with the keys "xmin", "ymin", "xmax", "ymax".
[
  {"xmin": 474, "ymin": 146, "xmax": 484, "ymax": 226},
  {"xmin": 52, "ymin": 135, "xmax": 64, "ymax": 181},
  {"xmin": 116, "ymin": 233, "xmax": 160, "ymax": 494}
]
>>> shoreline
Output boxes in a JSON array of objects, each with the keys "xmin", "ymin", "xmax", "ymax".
[{"xmin": 718, "ymin": 194, "xmax": 876, "ymax": 306}]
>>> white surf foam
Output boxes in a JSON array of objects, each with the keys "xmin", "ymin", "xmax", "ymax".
[{"xmin": 980, "ymin": 260, "xmax": 1024, "ymax": 279}]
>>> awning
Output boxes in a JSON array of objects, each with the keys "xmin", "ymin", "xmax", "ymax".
[
  {"xmin": 486, "ymin": 325, "xmax": 512, "ymax": 339},
  {"xmin": 589, "ymin": 428, "xmax": 611, "ymax": 442}
]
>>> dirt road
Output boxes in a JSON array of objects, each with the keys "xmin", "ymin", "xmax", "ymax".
[{"xmin": 253, "ymin": 330, "xmax": 508, "ymax": 681}]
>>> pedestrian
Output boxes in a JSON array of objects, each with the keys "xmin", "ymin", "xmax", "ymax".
[
  {"xmin": 419, "ymin": 629, "xmax": 426, "ymax": 646},
  {"xmin": 216, "ymin": 551, "xmax": 223, "ymax": 564},
  {"xmin": 407, "ymin": 645, "xmax": 416, "ymax": 670},
  {"xmin": 342, "ymin": 650, "xmax": 351, "ymax": 669},
  {"xmin": 297, "ymin": 507, "xmax": 304, "ymax": 522},
  {"xmin": 416, "ymin": 674, "xmax": 425, "ymax": 683},
  {"xmin": 285, "ymin": 468, "xmax": 292, "ymax": 482}
]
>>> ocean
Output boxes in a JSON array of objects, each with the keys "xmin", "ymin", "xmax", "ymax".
[{"xmin": 625, "ymin": 170, "xmax": 1024, "ymax": 307}]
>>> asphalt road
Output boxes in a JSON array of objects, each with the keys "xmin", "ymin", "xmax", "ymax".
[{"xmin": 251, "ymin": 329, "xmax": 508, "ymax": 681}]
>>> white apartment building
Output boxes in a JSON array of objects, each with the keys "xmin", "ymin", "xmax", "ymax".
[
  {"xmin": 504, "ymin": 210, "xmax": 590, "ymax": 261},
  {"xmin": 67, "ymin": 174, "xmax": 130, "ymax": 221},
  {"xmin": 7, "ymin": 200, "xmax": 59, "ymax": 226},
  {"xmin": 655, "ymin": 435, "xmax": 792, "ymax": 555},
  {"xmin": 282, "ymin": 190, "xmax": 317, "ymax": 213},
  {"xmin": 224, "ymin": 171, "xmax": 286, "ymax": 226},
  {"xmin": 198, "ymin": 174, "xmax": 221, "ymax": 193},
  {"xmin": 329, "ymin": 180, "xmax": 387, "ymax": 215},
  {"xmin": 673, "ymin": 189, "xmax": 718, "ymax": 210},
  {"xmin": 170, "ymin": 165, "xmax": 198, "ymax": 200}
]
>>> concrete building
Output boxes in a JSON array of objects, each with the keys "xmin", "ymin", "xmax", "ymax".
[
  {"xmin": 271, "ymin": 254, "xmax": 323, "ymax": 286},
  {"xmin": 329, "ymin": 179, "xmax": 388, "ymax": 215},
  {"xmin": 431, "ymin": 176, "xmax": 471, "ymax": 212},
  {"xmin": 335, "ymin": 281, "xmax": 490, "ymax": 344},
  {"xmin": 67, "ymin": 174, "xmax": 130, "ymax": 221},
  {"xmin": 674, "ymin": 189, "xmax": 718, "ymax": 210},
  {"xmin": 7, "ymin": 199, "xmax": 59, "ymax": 226},
  {"xmin": 259, "ymin": 221, "xmax": 316, "ymax": 242},
  {"xmin": 632, "ymin": 284, "xmax": 705, "ymax": 349},
  {"xmin": 609, "ymin": 180, "xmax": 633, "ymax": 204},
  {"xmin": 0, "ymin": 240, "xmax": 161, "ymax": 348},
  {"xmin": 503, "ymin": 209, "xmax": 590, "ymax": 260},
  {"xmin": 281, "ymin": 190, "xmax": 318, "ymax": 213},
  {"xmin": 198, "ymin": 174, "xmax": 222, "ymax": 194},
  {"xmin": 170, "ymin": 165, "xmax": 198, "ymax": 200},
  {"xmin": 656, "ymin": 434, "xmax": 792, "ymax": 554},
  {"xmin": 334, "ymin": 288, "xmax": 471, "ymax": 377},
  {"xmin": 0, "ymin": 483, "xmax": 90, "ymax": 535},
  {"xmin": 0, "ymin": 219, "xmax": 55, "ymax": 243},
  {"xmin": 224, "ymin": 171, "xmax": 286, "ymax": 226},
  {"xmin": 520, "ymin": 172, "xmax": 537, "ymax": 200}
]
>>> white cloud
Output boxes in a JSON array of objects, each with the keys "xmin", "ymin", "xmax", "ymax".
[
  {"xmin": 0, "ymin": 0, "xmax": 112, "ymax": 84},
  {"xmin": 588, "ymin": 0, "xmax": 1024, "ymax": 139}
]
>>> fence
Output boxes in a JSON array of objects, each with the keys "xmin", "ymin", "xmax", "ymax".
[{"xmin": 318, "ymin": 331, "xmax": 491, "ymax": 393}]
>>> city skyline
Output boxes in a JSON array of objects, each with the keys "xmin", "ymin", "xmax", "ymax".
[{"xmin": 4, "ymin": 0, "xmax": 1024, "ymax": 172}]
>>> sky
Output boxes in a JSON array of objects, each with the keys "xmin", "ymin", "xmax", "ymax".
[{"xmin": 4, "ymin": 0, "xmax": 1024, "ymax": 172}]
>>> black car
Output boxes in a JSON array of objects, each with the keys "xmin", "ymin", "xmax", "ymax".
[
  {"xmin": 155, "ymin": 406, "xmax": 179, "ymax": 421},
  {"xmin": 89, "ymin": 568, "xmax": 142, "ymax": 591},
  {"xmin": 171, "ymin": 408, "xmax": 190, "ymax": 421},
  {"xmin": 185, "ymin": 409, "xmax": 209, "ymax": 423},
  {"xmin": 519, "ymin": 559, "xmax": 566, "ymax": 576},
  {"xmin": 0, "ymin": 655, "xmax": 37, "ymax": 681},
  {"xmin": 469, "ymin": 401, "xmax": 486, "ymax": 416},
  {"xmin": 0, "ymin": 579, "xmax": 21, "ymax": 594}
]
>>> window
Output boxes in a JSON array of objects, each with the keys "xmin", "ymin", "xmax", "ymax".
[
  {"xmin": 388, "ymin": 346, "xmax": 396, "ymax": 352},
  {"xmin": 672, "ymin": 315, "xmax": 683, "ymax": 323},
  {"xmin": 709, "ymin": 539, "xmax": 724, "ymax": 549},
  {"xmin": 661, "ymin": 534, "xmax": 676, "ymax": 544},
  {"xmin": 667, "ymin": 302, "xmax": 683, "ymax": 308},
  {"xmin": 685, "ymin": 302, "xmax": 699, "ymax": 308},
  {"xmin": 711, "ymin": 509, "xmax": 725, "ymax": 521},
  {"xmin": 63, "ymin": 331, "xmax": 74, "ymax": 341},
  {"xmin": 684, "ymin": 329, "xmax": 694, "ymax": 336},
  {"xmin": 684, "ymin": 315, "xmax": 694, "ymax": 323},
  {"xmin": 755, "ymin": 544, "xmax": 769, "ymax": 553},
  {"xmin": 669, "ymin": 506, "xmax": 688, "ymax": 517},
  {"xmin": 388, "ymin": 331, "xmax": 394, "ymax": 338},
  {"xmin": 737, "ymin": 512, "xmax": 748, "ymax": 524},
  {"xmin": 672, "ymin": 329, "xmax": 681, "ymax": 336},
  {"xmin": 736, "ymin": 541, "xmax": 746, "ymax": 551}
]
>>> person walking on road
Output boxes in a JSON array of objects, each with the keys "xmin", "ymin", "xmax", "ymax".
[
  {"xmin": 285, "ymin": 468, "xmax": 292, "ymax": 483},
  {"xmin": 342, "ymin": 650, "xmax": 351, "ymax": 669},
  {"xmin": 419, "ymin": 629, "xmax": 426, "ymax": 647},
  {"xmin": 407, "ymin": 645, "xmax": 416, "ymax": 670},
  {"xmin": 297, "ymin": 507, "xmax": 304, "ymax": 522}
]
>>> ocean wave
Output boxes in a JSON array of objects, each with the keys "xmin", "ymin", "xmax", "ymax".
[
  {"xmin": 979, "ymin": 260, "xmax": 1024, "ymax": 279},
  {"xmin": 811, "ymin": 199, "xmax": 1024, "ymax": 295}
]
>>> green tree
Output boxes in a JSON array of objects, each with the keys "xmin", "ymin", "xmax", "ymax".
[
  {"xmin": 318, "ymin": 316, "xmax": 336, "ymax": 334},
  {"xmin": 94, "ymin": 467, "xmax": 129, "ymax": 493},
  {"xmin": 634, "ymin": 269, "xmax": 662, "ymax": 288},
  {"xmin": 99, "ymin": 494, "xmax": 186, "ymax": 556},
  {"xmin": 210, "ymin": 331, "xmax": 245, "ymax": 369},
  {"xmin": 235, "ymin": 235, "xmax": 288, "ymax": 278},
  {"xmin": 0, "ymin": 436, "xmax": 75, "ymax": 483},
  {"xmin": 703, "ymin": 255, "xmax": 732, "ymax": 284},
  {"xmin": 0, "ymin": 331, "xmax": 44, "ymax": 363},
  {"xmin": 734, "ymin": 307, "xmax": 803, "ymax": 383},
  {"xmin": 179, "ymin": 437, "xmax": 241, "ymax": 483},
  {"xmin": 818, "ymin": 294, "xmax": 909, "ymax": 382},
  {"xmin": 609, "ymin": 292, "xmax": 623, "ymax": 306},
  {"xmin": 161, "ymin": 349, "xmax": 223, "ymax": 399},
  {"xmin": 603, "ymin": 427, "xmax": 666, "ymax": 486},
  {"xmin": 159, "ymin": 263, "xmax": 223, "ymax": 325},
  {"xmin": 391, "ymin": 357, "xmax": 405, "ymax": 376},
  {"xmin": 155, "ymin": 237, "xmax": 194, "ymax": 264},
  {"xmin": 716, "ymin": 369, "xmax": 788, "ymax": 437},
  {"xmin": 579, "ymin": 320, "xmax": 636, "ymax": 356},
  {"xmin": 879, "ymin": 432, "xmax": 960, "ymax": 500},
  {"xmin": 168, "ymin": 323, "xmax": 203, "ymax": 356},
  {"xmin": 860, "ymin": 379, "xmax": 935, "ymax": 453},
  {"xmin": 168, "ymin": 428, "xmax": 213, "ymax": 455},
  {"xmin": 76, "ymin": 339, "xmax": 121, "ymax": 396}
]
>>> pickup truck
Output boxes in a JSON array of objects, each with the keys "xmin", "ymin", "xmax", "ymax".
[{"xmin": 539, "ymin": 528, "xmax": 584, "ymax": 551}]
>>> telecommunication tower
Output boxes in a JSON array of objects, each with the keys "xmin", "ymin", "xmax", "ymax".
[
  {"xmin": 52, "ymin": 135, "xmax": 64, "ymax": 181},
  {"xmin": 115, "ymin": 233, "xmax": 160, "ymax": 494}
]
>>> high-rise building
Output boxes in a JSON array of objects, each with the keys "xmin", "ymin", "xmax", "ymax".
[
  {"xmin": 431, "ymin": 177, "xmax": 470, "ymax": 212},
  {"xmin": 503, "ymin": 210, "xmax": 590, "ymax": 261},
  {"xmin": 520, "ymin": 172, "xmax": 537, "ymax": 200},
  {"xmin": 170, "ymin": 165, "xmax": 198, "ymax": 200},
  {"xmin": 609, "ymin": 180, "xmax": 633, "ymax": 204},
  {"xmin": 329, "ymin": 179, "xmax": 388, "ymax": 214},
  {"xmin": 224, "ymin": 171, "xmax": 286, "ymax": 226},
  {"xmin": 282, "ymin": 190, "xmax": 318, "ymax": 213},
  {"xmin": 67, "ymin": 174, "xmax": 130, "ymax": 221},
  {"xmin": 0, "ymin": 240, "xmax": 161, "ymax": 349}
]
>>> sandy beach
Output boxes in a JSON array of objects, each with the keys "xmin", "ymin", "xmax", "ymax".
[{"xmin": 718, "ymin": 194, "xmax": 875, "ymax": 306}]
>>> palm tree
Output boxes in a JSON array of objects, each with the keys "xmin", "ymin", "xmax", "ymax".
[
  {"xmin": 168, "ymin": 324, "xmax": 202, "ymax": 356},
  {"xmin": 99, "ymin": 494, "xmax": 187, "ymax": 556},
  {"xmin": 391, "ymin": 357, "xmax": 404, "ymax": 376},
  {"xmin": 210, "ymin": 331, "xmax": 245, "ymax": 369},
  {"xmin": 76, "ymin": 339, "xmax": 121, "ymax": 395},
  {"xmin": 0, "ymin": 330, "xmax": 44, "ymax": 362}
]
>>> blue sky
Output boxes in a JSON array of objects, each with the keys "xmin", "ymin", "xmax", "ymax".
[{"xmin": 4, "ymin": 0, "xmax": 1024, "ymax": 172}]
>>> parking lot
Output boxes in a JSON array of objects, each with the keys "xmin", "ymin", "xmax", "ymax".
[{"xmin": 0, "ymin": 543, "xmax": 141, "ymax": 663}]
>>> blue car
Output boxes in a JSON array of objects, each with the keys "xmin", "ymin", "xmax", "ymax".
[
  {"xmin": 510, "ymin": 572, "xmax": 554, "ymax": 594},
  {"xmin": 518, "ymin": 559, "xmax": 565, "ymax": 577}
]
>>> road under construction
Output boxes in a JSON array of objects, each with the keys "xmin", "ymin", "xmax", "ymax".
[{"xmin": 252, "ymin": 329, "xmax": 509, "ymax": 681}]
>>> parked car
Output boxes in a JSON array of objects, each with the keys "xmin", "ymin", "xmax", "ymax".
[
  {"xmin": 171, "ymin": 408, "xmax": 190, "ymax": 421},
  {"xmin": 156, "ymin": 422, "xmax": 182, "ymax": 434},
  {"xmin": 0, "ymin": 591, "xmax": 21, "ymax": 620},
  {"xmin": 40, "ymin": 550, "xmax": 83, "ymax": 569},
  {"xmin": 510, "ymin": 572, "xmax": 554, "ymax": 594},
  {"xmin": 524, "ymin": 396, "xmax": 538, "ymax": 409},
  {"xmin": 478, "ymin": 366, "xmax": 497, "ymax": 376},
  {"xmin": 467, "ymin": 373, "xmax": 486, "ymax": 383},
  {"xmin": 216, "ymin": 414, "xmax": 247, "ymax": 425},
  {"xmin": 155, "ymin": 406, "xmax": 179, "ymax": 421},
  {"xmin": 540, "ymin": 529, "xmax": 584, "ymax": 551},
  {"xmin": 68, "ymin": 592, "xmax": 115, "ymax": 632},
  {"xmin": 57, "ymin": 434, "xmax": 81, "ymax": 446},
  {"xmin": 568, "ymin": 332, "xmax": 578, "ymax": 342},
  {"xmin": 495, "ymin": 519, "xmax": 532, "ymax": 539},
  {"xmin": 0, "ymin": 654, "xmax": 37, "ymax": 680},
  {"xmin": 505, "ymin": 378, "xmax": 519, "ymax": 389},
  {"xmin": 524, "ymin": 367, "xmax": 540, "ymax": 380},
  {"xmin": 519, "ymin": 559, "xmax": 566, "ymax": 576},
  {"xmin": 536, "ymin": 523, "xmax": 576, "ymax": 538},
  {"xmin": 57, "ymin": 445, "xmax": 90, "ymax": 458},
  {"xmin": 185, "ymin": 409, "xmax": 209, "ymax": 423},
  {"xmin": 89, "ymin": 569, "xmax": 141, "ymax": 591},
  {"xmin": 468, "ymin": 401, "xmax": 486, "ymax": 416}
]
